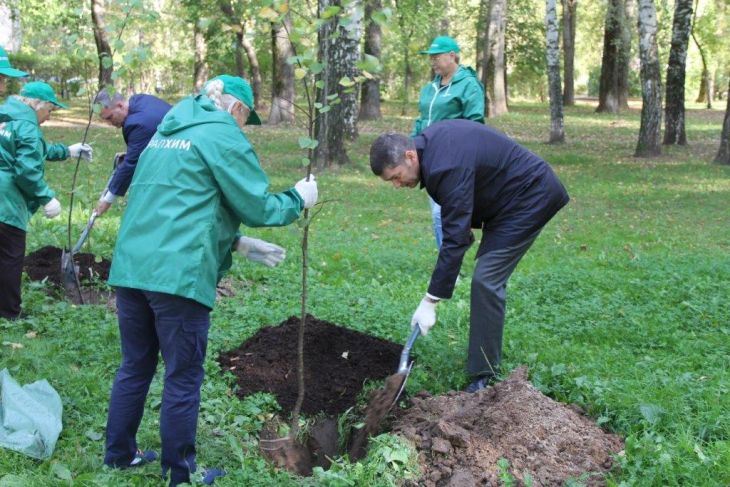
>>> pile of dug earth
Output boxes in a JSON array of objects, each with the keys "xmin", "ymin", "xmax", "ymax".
[{"xmin": 394, "ymin": 367, "xmax": 624, "ymax": 486}]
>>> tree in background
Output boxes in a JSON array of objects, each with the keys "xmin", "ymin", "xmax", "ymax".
[
  {"xmin": 358, "ymin": 0, "xmax": 383, "ymax": 120},
  {"xmin": 546, "ymin": 0, "xmax": 564, "ymax": 143},
  {"xmin": 663, "ymin": 0, "xmax": 693, "ymax": 146},
  {"xmin": 91, "ymin": 0, "xmax": 113, "ymax": 87},
  {"xmin": 193, "ymin": 21, "xmax": 208, "ymax": 93},
  {"xmin": 561, "ymin": 0, "xmax": 577, "ymax": 106},
  {"xmin": 715, "ymin": 77, "xmax": 730, "ymax": 165},
  {"xmin": 596, "ymin": 0, "xmax": 633, "ymax": 113},
  {"xmin": 635, "ymin": 0, "xmax": 662, "ymax": 157},
  {"xmin": 483, "ymin": 0, "xmax": 508, "ymax": 117},
  {"xmin": 268, "ymin": 9, "xmax": 295, "ymax": 124},
  {"xmin": 314, "ymin": 0, "xmax": 361, "ymax": 166}
]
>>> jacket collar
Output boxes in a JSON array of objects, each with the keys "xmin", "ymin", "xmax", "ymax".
[{"xmin": 415, "ymin": 136, "xmax": 427, "ymax": 189}]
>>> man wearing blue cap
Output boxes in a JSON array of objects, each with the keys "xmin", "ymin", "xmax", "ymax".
[{"xmin": 103, "ymin": 75, "xmax": 318, "ymax": 486}]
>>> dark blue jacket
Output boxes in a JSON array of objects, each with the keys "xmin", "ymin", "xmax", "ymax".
[
  {"xmin": 416, "ymin": 120, "xmax": 569, "ymax": 299},
  {"xmin": 108, "ymin": 94, "xmax": 172, "ymax": 197}
]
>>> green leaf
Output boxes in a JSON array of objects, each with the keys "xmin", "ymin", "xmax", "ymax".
[
  {"xmin": 315, "ymin": 80, "xmax": 325, "ymax": 89},
  {"xmin": 356, "ymin": 53, "xmax": 381, "ymax": 73},
  {"xmin": 286, "ymin": 56, "xmax": 300, "ymax": 65},
  {"xmin": 86, "ymin": 429, "xmax": 103, "ymax": 441},
  {"xmin": 640, "ymin": 403, "xmax": 664, "ymax": 424},
  {"xmin": 92, "ymin": 104, "xmax": 102, "ymax": 115},
  {"xmin": 339, "ymin": 76, "xmax": 355, "ymax": 87},
  {"xmin": 51, "ymin": 463, "xmax": 72, "ymax": 481},
  {"xmin": 114, "ymin": 39, "xmax": 124, "ymax": 51},
  {"xmin": 294, "ymin": 68, "xmax": 307, "ymax": 79},
  {"xmin": 299, "ymin": 137, "xmax": 312, "ymax": 149},
  {"xmin": 308, "ymin": 140, "xmax": 319, "ymax": 149},
  {"xmin": 314, "ymin": 103, "xmax": 323, "ymax": 109},
  {"xmin": 67, "ymin": 34, "xmax": 79, "ymax": 44},
  {"xmin": 321, "ymin": 5, "xmax": 341, "ymax": 19},
  {"xmin": 310, "ymin": 62, "xmax": 326, "ymax": 74},
  {"xmin": 338, "ymin": 17, "xmax": 353, "ymax": 27},
  {"xmin": 101, "ymin": 56, "xmax": 113, "ymax": 69},
  {"xmin": 326, "ymin": 93, "xmax": 339, "ymax": 101},
  {"xmin": 302, "ymin": 158, "xmax": 311, "ymax": 167},
  {"xmin": 318, "ymin": 106, "xmax": 331, "ymax": 113}
]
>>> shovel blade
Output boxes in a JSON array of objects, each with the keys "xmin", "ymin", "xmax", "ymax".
[{"xmin": 61, "ymin": 249, "xmax": 78, "ymax": 285}]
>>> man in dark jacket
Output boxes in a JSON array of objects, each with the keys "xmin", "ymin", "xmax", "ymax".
[
  {"xmin": 93, "ymin": 88, "xmax": 172, "ymax": 216},
  {"xmin": 370, "ymin": 119, "xmax": 569, "ymax": 392}
]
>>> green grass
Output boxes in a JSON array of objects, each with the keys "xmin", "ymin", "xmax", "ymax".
[{"xmin": 1, "ymin": 99, "xmax": 728, "ymax": 486}]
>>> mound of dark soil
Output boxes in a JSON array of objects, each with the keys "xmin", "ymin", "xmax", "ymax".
[
  {"xmin": 395, "ymin": 366, "xmax": 624, "ymax": 487},
  {"xmin": 24, "ymin": 246, "xmax": 111, "ymax": 287},
  {"xmin": 218, "ymin": 315, "xmax": 402, "ymax": 416}
]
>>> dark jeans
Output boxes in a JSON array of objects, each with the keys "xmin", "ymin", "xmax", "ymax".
[
  {"xmin": 0, "ymin": 222, "xmax": 26, "ymax": 319},
  {"xmin": 468, "ymin": 230, "xmax": 541, "ymax": 377},
  {"xmin": 105, "ymin": 287, "xmax": 211, "ymax": 487}
]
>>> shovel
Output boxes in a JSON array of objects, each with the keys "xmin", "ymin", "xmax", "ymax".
[
  {"xmin": 62, "ymin": 153, "xmax": 124, "ymax": 286},
  {"xmin": 390, "ymin": 323, "xmax": 423, "ymax": 408}
]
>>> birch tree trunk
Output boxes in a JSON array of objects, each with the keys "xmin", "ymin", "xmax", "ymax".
[
  {"xmin": 596, "ymin": 0, "xmax": 623, "ymax": 113},
  {"xmin": 359, "ymin": 0, "xmax": 382, "ymax": 120},
  {"xmin": 269, "ymin": 13, "xmax": 295, "ymax": 124},
  {"xmin": 193, "ymin": 23, "xmax": 208, "ymax": 94},
  {"xmin": 314, "ymin": 0, "xmax": 360, "ymax": 166},
  {"xmin": 546, "ymin": 0, "xmax": 565, "ymax": 143},
  {"xmin": 483, "ymin": 0, "xmax": 508, "ymax": 117},
  {"xmin": 635, "ymin": 0, "xmax": 662, "ymax": 157},
  {"xmin": 663, "ymin": 0, "xmax": 693, "ymax": 145},
  {"xmin": 91, "ymin": 0, "xmax": 113, "ymax": 88},
  {"xmin": 617, "ymin": 0, "xmax": 634, "ymax": 110},
  {"xmin": 714, "ymin": 78, "xmax": 730, "ymax": 164},
  {"xmin": 561, "ymin": 0, "xmax": 577, "ymax": 106}
]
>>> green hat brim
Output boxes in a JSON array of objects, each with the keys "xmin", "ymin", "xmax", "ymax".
[
  {"xmin": 247, "ymin": 109, "xmax": 261, "ymax": 126},
  {"xmin": 51, "ymin": 100, "xmax": 69, "ymax": 109},
  {"xmin": 0, "ymin": 67, "xmax": 29, "ymax": 78},
  {"xmin": 420, "ymin": 48, "xmax": 455, "ymax": 55}
]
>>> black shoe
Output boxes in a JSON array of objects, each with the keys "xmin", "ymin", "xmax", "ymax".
[{"xmin": 464, "ymin": 375, "xmax": 494, "ymax": 393}]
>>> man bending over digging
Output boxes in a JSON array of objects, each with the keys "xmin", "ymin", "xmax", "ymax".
[{"xmin": 370, "ymin": 119, "xmax": 569, "ymax": 392}]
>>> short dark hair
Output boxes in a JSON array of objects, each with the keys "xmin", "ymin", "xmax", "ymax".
[
  {"xmin": 370, "ymin": 133, "xmax": 415, "ymax": 176},
  {"xmin": 94, "ymin": 87, "xmax": 126, "ymax": 109}
]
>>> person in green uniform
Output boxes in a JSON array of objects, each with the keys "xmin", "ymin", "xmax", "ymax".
[
  {"xmin": 0, "ymin": 45, "xmax": 28, "ymax": 96},
  {"xmin": 103, "ymin": 75, "xmax": 318, "ymax": 487},
  {"xmin": 0, "ymin": 82, "xmax": 92, "ymax": 319},
  {"xmin": 412, "ymin": 36, "xmax": 485, "ymax": 249}
]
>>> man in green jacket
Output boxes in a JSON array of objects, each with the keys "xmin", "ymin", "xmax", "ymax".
[
  {"xmin": 412, "ymin": 36, "xmax": 485, "ymax": 249},
  {"xmin": 0, "ymin": 82, "xmax": 92, "ymax": 319},
  {"xmin": 104, "ymin": 75, "xmax": 318, "ymax": 486}
]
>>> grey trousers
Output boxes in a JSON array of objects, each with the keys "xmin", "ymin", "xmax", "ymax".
[{"xmin": 468, "ymin": 229, "xmax": 541, "ymax": 377}]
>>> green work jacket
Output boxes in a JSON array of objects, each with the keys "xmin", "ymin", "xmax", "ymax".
[
  {"xmin": 411, "ymin": 65, "xmax": 486, "ymax": 137},
  {"xmin": 108, "ymin": 95, "xmax": 304, "ymax": 308},
  {"xmin": 0, "ymin": 97, "xmax": 69, "ymax": 231}
]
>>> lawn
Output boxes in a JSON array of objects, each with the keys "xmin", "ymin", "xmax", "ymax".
[{"xmin": 1, "ymin": 98, "xmax": 728, "ymax": 486}]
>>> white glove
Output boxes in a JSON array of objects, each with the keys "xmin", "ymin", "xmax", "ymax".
[
  {"xmin": 294, "ymin": 175, "xmax": 318, "ymax": 209},
  {"xmin": 411, "ymin": 295, "xmax": 440, "ymax": 335},
  {"xmin": 236, "ymin": 236, "xmax": 286, "ymax": 268},
  {"xmin": 43, "ymin": 198, "xmax": 62, "ymax": 219},
  {"xmin": 68, "ymin": 143, "xmax": 93, "ymax": 162}
]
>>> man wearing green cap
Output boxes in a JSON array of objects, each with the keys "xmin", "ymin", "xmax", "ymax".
[
  {"xmin": 0, "ymin": 45, "xmax": 28, "ymax": 96},
  {"xmin": 413, "ymin": 36, "xmax": 485, "ymax": 250},
  {"xmin": 103, "ymin": 75, "xmax": 318, "ymax": 486},
  {"xmin": 0, "ymin": 81, "xmax": 93, "ymax": 319}
]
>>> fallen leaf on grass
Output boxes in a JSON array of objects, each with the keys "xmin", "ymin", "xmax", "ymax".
[
  {"xmin": 24, "ymin": 331, "xmax": 38, "ymax": 339},
  {"xmin": 3, "ymin": 342, "xmax": 23, "ymax": 349}
]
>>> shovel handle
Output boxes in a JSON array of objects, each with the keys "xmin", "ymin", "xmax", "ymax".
[{"xmin": 398, "ymin": 325, "xmax": 422, "ymax": 374}]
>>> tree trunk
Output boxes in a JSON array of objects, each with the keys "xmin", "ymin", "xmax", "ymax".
[
  {"xmin": 596, "ymin": 0, "xmax": 623, "ymax": 113},
  {"xmin": 714, "ymin": 78, "xmax": 730, "ymax": 164},
  {"xmin": 269, "ymin": 13, "xmax": 295, "ymax": 124},
  {"xmin": 402, "ymin": 45, "xmax": 412, "ymax": 116},
  {"xmin": 359, "ymin": 0, "xmax": 383, "ymax": 121},
  {"xmin": 635, "ymin": 0, "xmax": 662, "ymax": 157},
  {"xmin": 314, "ymin": 0, "xmax": 358, "ymax": 167},
  {"xmin": 617, "ymin": 0, "xmax": 634, "ymax": 110},
  {"xmin": 691, "ymin": 0, "xmax": 712, "ymax": 109},
  {"xmin": 91, "ymin": 0, "xmax": 113, "ymax": 88},
  {"xmin": 561, "ymin": 0, "xmax": 577, "ymax": 106},
  {"xmin": 483, "ymin": 0, "xmax": 508, "ymax": 117},
  {"xmin": 193, "ymin": 23, "xmax": 208, "ymax": 94},
  {"xmin": 663, "ymin": 0, "xmax": 693, "ymax": 145},
  {"xmin": 234, "ymin": 31, "xmax": 247, "ymax": 79},
  {"xmin": 546, "ymin": 0, "xmax": 565, "ymax": 143},
  {"xmin": 476, "ymin": 0, "xmax": 489, "ymax": 81},
  {"xmin": 240, "ymin": 37, "xmax": 264, "ymax": 111}
]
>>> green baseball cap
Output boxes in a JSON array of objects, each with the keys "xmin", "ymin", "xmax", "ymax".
[
  {"xmin": 420, "ymin": 36, "xmax": 460, "ymax": 55},
  {"xmin": 206, "ymin": 75, "xmax": 261, "ymax": 125},
  {"xmin": 0, "ymin": 45, "xmax": 29, "ymax": 78},
  {"xmin": 19, "ymin": 81, "xmax": 68, "ymax": 109}
]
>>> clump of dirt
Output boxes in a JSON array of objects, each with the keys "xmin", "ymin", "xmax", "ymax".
[
  {"xmin": 394, "ymin": 366, "xmax": 623, "ymax": 487},
  {"xmin": 218, "ymin": 315, "xmax": 402, "ymax": 416},
  {"xmin": 259, "ymin": 418, "xmax": 341, "ymax": 476},
  {"xmin": 24, "ymin": 246, "xmax": 111, "ymax": 287}
]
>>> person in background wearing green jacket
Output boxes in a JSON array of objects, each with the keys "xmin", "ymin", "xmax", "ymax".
[
  {"xmin": 103, "ymin": 75, "xmax": 318, "ymax": 486},
  {"xmin": 0, "ymin": 45, "xmax": 28, "ymax": 96},
  {"xmin": 412, "ymin": 36, "xmax": 485, "ymax": 249},
  {"xmin": 0, "ymin": 82, "xmax": 93, "ymax": 320}
]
